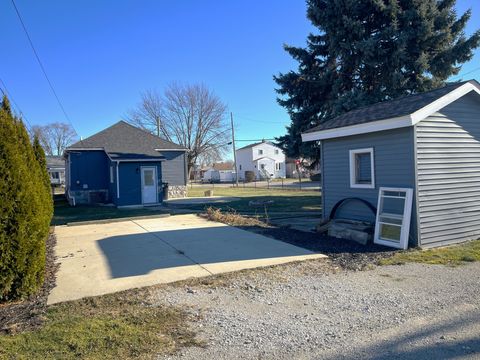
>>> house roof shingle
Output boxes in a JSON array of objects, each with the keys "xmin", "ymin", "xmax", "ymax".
[
  {"xmin": 67, "ymin": 121, "xmax": 186, "ymax": 160},
  {"xmin": 304, "ymin": 80, "xmax": 479, "ymax": 133},
  {"xmin": 236, "ymin": 140, "xmax": 277, "ymax": 151},
  {"xmin": 46, "ymin": 156, "xmax": 65, "ymax": 168}
]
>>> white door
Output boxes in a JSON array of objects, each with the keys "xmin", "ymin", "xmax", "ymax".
[{"xmin": 141, "ymin": 167, "xmax": 157, "ymax": 204}]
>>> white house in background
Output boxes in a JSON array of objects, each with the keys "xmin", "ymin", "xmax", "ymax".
[
  {"xmin": 202, "ymin": 162, "xmax": 236, "ymax": 183},
  {"xmin": 235, "ymin": 140, "xmax": 286, "ymax": 180},
  {"xmin": 46, "ymin": 156, "xmax": 65, "ymax": 186}
]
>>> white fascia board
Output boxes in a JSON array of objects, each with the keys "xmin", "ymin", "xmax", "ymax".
[
  {"xmin": 301, "ymin": 82, "xmax": 480, "ymax": 143},
  {"xmin": 66, "ymin": 147, "xmax": 105, "ymax": 151},
  {"xmin": 410, "ymin": 83, "xmax": 480, "ymax": 124},
  {"xmin": 114, "ymin": 158, "xmax": 165, "ymax": 162},
  {"xmin": 154, "ymin": 148, "xmax": 188, "ymax": 152},
  {"xmin": 301, "ymin": 115, "xmax": 413, "ymax": 142}
]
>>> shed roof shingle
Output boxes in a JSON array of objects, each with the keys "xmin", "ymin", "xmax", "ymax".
[
  {"xmin": 68, "ymin": 121, "xmax": 186, "ymax": 160},
  {"xmin": 305, "ymin": 80, "xmax": 479, "ymax": 133}
]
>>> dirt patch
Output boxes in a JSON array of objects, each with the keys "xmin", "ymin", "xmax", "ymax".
[
  {"xmin": 0, "ymin": 231, "xmax": 59, "ymax": 334},
  {"xmin": 200, "ymin": 208, "xmax": 395, "ymax": 271},
  {"xmin": 243, "ymin": 226, "xmax": 395, "ymax": 271}
]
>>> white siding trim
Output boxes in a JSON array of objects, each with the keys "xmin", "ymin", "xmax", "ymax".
[{"xmin": 302, "ymin": 83, "xmax": 480, "ymax": 142}]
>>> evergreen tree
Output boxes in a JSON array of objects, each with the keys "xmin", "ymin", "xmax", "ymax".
[
  {"xmin": 33, "ymin": 134, "xmax": 51, "ymax": 191},
  {"xmin": 275, "ymin": 0, "xmax": 480, "ymax": 160},
  {"xmin": 0, "ymin": 96, "xmax": 53, "ymax": 300}
]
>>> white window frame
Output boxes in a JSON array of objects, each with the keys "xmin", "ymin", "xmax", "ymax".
[
  {"xmin": 374, "ymin": 187, "xmax": 413, "ymax": 250},
  {"xmin": 349, "ymin": 148, "xmax": 375, "ymax": 189}
]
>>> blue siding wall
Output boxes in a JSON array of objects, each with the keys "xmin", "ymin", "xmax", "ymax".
[
  {"xmin": 161, "ymin": 151, "xmax": 187, "ymax": 185},
  {"xmin": 117, "ymin": 162, "xmax": 162, "ymax": 206},
  {"xmin": 322, "ymin": 127, "xmax": 418, "ymax": 244},
  {"xmin": 69, "ymin": 151, "xmax": 110, "ymax": 193}
]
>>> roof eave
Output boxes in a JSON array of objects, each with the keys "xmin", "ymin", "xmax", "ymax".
[{"xmin": 302, "ymin": 82, "xmax": 480, "ymax": 142}]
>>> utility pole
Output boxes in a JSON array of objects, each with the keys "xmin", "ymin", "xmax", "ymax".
[{"xmin": 231, "ymin": 112, "xmax": 239, "ymax": 187}]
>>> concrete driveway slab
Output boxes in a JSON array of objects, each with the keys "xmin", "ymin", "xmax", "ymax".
[{"xmin": 48, "ymin": 214, "xmax": 325, "ymax": 304}]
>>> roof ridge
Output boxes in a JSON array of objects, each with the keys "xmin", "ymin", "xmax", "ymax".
[{"xmin": 118, "ymin": 120, "xmax": 188, "ymax": 150}]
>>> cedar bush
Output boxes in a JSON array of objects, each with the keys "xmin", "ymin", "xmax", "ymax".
[{"xmin": 0, "ymin": 96, "xmax": 53, "ymax": 300}]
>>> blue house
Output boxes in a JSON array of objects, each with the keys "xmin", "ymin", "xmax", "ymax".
[
  {"xmin": 302, "ymin": 80, "xmax": 480, "ymax": 248},
  {"xmin": 65, "ymin": 121, "xmax": 188, "ymax": 207}
]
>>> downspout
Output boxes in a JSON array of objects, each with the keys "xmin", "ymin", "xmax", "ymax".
[
  {"xmin": 66, "ymin": 152, "xmax": 76, "ymax": 206},
  {"xmin": 116, "ymin": 161, "xmax": 120, "ymax": 199}
]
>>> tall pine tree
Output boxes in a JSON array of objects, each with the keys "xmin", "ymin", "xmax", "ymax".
[
  {"xmin": 275, "ymin": 0, "xmax": 480, "ymax": 160},
  {"xmin": 0, "ymin": 95, "xmax": 53, "ymax": 300}
]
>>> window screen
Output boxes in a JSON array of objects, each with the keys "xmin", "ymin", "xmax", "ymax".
[{"xmin": 355, "ymin": 153, "xmax": 371, "ymax": 183}]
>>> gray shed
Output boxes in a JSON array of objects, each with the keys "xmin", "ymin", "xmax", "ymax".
[{"xmin": 302, "ymin": 80, "xmax": 480, "ymax": 248}]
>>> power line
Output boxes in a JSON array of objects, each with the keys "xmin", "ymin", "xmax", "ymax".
[
  {"xmin": 450, "ymin": 66, "xmax": 480, "ymax": 81},
  {"xmin": 0, "ymin": 76, "xmax": 33, "ymax": 130},
  {"xmin": 235, "ymin": 114, "xmax": 287, "ymax": 125},
  {"xmin": 10, "ymin": 0, "xmax": 78, "ymax": 136},
  {"xmin": 236, "ymin": 138, "xmax": 276, "ymax": 142}
]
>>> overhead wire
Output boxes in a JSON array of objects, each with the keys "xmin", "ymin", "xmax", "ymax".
[
  {"xmin": 0, "ymin": 76, "xmax": 33, "ymax": 131},
  {"xmin": 10, "ymin": 0, "xmax": 80, "ymax": 138}
]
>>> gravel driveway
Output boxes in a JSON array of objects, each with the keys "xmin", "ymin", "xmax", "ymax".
[{"xmin": 153, "ymin": 260, "xmax": 480, "ymax": 360}]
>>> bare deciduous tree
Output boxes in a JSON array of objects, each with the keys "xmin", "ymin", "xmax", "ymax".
[
  {"xmin": 30, "ymin": 122, "xmax": 77, "ymax": 156},
  {"xmin": 126, "ymin": 83, "xmax": 230, "ymax": 175}
]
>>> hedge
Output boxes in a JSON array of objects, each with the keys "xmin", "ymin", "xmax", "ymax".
[{"xmin": 0, "ymin": 96, "xmax": 53, "ymax": 300}]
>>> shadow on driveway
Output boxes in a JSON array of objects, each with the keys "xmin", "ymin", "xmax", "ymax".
[{"xmin": 97, "ymin": 223, "xmax": 320, "ymax": 279}]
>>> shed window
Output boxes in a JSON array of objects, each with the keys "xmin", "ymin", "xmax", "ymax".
[{"xmin": 349, "ymin": 148, "xmax": 375, "ymax": 189}]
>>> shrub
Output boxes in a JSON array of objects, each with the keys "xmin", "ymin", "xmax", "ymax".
[
  {"xmin": 310, "ymin": 172, "xmax": 321, "ymax": 181},
  {"xmin": 0, "ymin": 96, "xmax": 53, "ymax": 300},
  {"xmin": 244, "ymin": 171, "xmax": 255, "ymax": 183}
]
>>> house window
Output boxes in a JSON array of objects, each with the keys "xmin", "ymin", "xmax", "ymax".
[
  {"xmin": 51, "ymin": 171, "xmax": 59, "ymax": 179},
  {"xmin": 258, "ymin": 149, "xmax": 263, "ymax": 155},
  {"xmin": 110, "ymin": 165, "xmax": 114, "ymax": 183},
  {"xmin": 239, "ymin": 164, "xmax": 242, "ymax": 170},
  {"xmin": 349, "ymin": 148, "xmax": 375, "ymax": 189},
  {"xmin": 275, "ymin": 149, "xmax": 279, "ymax": 155},
  {"xmin": 275, "ymin": 163, "xmax": 281, "ymax": 171},
  {"xmin": 260, "ymin": 164, "xmax": 265, "ymax": 170}
]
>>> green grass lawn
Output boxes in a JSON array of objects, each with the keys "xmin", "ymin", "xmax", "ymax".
[
  {"xmin": 185, "ymin": 186, "xmax": 322, "ymax": 214},
  {"xmin": 380, "ymin": 240, "xmax": 480, "ymax": 266},
  {"xmin": 52, "ymin": 197, "xmax": 168, "ymax": 226},
  {"xmin": 0, "ymin": 291, "xmax": 199, "ymax": 360}
]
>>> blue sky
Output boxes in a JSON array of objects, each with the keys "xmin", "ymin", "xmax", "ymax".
[{"xmin": 1, "ymin": 0, "xmax": 479, "ymax": 157}]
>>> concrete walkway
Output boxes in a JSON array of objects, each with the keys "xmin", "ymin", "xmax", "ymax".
[{"xmin": 48, "ymin": 214, "xmax": 325, "ymax": 304}]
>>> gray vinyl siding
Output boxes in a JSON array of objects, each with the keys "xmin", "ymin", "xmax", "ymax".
[
  {"xmin": 161, "ymin": 151, "xmax": 187, "ymax": 186},
  {"xmin": 415, "ymin": 91, "xmax": 480, "ymax": 248},
  {"xmin": 322, "ymin": 127, "xmax": 418, "ymax": 244}
]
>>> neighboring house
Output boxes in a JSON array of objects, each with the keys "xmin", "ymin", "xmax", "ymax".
[
  {"xmin": 236, "ymin": 140, "xmax": 286, "ymax": 180},
  {"xmin": 46, "ymin": 156, "xmax": 65, "ymax": 186},
  {"xmin": 302, "ymin": 80, "xmax": 480, "ymax": 248},
  {"xmin": 64, "ymin": 121, "xmax": 188, "ymax": 206},
  {"xmin": 202, "ymin": 162, "xmax": 236, "ymax": 183}
]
